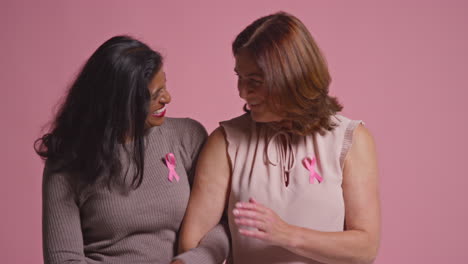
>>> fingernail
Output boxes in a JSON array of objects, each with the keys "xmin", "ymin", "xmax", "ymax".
[
  {"xmin": 233, "ymin": 209, "xmax": 239, "ymax": 215},
  {"xmin": 236, "ymin": 202, "xmax": 242, "ymax": 208}
]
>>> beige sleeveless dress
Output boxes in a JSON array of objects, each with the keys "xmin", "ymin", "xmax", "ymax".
[{"xmin": 220, "ymin": 113, "xmax": 363, "ymax": 264}]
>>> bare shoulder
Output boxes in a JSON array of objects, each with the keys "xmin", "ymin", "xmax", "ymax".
[
  {"xmin": 202, "ymin": 126, "xmax": 227, "ymax": 151},
  {"xmin": 352, "ymin": 124, "xmax": 376, "ymax": 152},
  {"xmin": 198, "ymin": 126, "xmax": 229, "ymax": 168},
  {"xmin": 209, "ymin": 126, "xmax": 227, "ymax": 141},
  {"xmin": 193, "ymin": 126, "xmax": 231, "ymax": 187},
  {"xmin": 344, "ymin": 124, "xmax": 378, "ymax": 183}
]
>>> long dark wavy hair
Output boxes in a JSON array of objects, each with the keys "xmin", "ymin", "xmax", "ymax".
[{"xmin": 35, "ymin": 35, "xmax": 163, "ymax": 190}]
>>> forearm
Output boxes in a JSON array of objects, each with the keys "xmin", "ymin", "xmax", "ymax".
[
  {"xmin": 178, "ymin": 199, "xmax": 224, "ymax": 253},
  {"xmin": 284, "ymin": 226, "xmax": 378, "ymax": 264}
]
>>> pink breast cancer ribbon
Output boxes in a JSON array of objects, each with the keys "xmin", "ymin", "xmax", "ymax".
[
  {"xmin": 165, "ymin": 153, "xmax": 180, "ymax": 182},
  {"xmin": 302, "ymin": 157, "xmax": 323, "ymax": 184}
]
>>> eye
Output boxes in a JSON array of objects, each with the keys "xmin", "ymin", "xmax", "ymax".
[
  {"xmin": 249, "ymin": 79, "xmax": 263, "ymax": 87},
  {"xmin": 151, "ymin": 87, "xmax": 166, "ymax": 100},
  {"xmin": 152, "ymin": 92, "xmax": 159, "ymax": 100}
]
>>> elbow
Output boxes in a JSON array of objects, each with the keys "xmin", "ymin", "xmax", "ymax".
[
  {"xmin": 177, "ymin": 228, "xmax": 190, "ymax": 253},
  {"xmin": 178, "ymin": 228, "xmax": 201, "ymax": 253},
  {"xmin": 349, "ymin": 244, "xmax": 379, "ymax": 264},
  {"xmin": 179, "ymin": 243, "xmax": 196, "ymax": 254},
  {"xmin": 178, "ymin": 235, "xmax": 192, "ymax": 253},
  {"xmin": 347, "ymin": 230, "xmax": 380, "ymax": 264},
  {"xmin": 352, "ymin": 255, "xmax": 376, "ymax": 264}
]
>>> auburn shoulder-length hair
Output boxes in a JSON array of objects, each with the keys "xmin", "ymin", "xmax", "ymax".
[{"xmin": 233, "ymin": 12, "xmax": 343, "ymax": 135}]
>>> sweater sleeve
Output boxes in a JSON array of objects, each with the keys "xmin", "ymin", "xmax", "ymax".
[{"xmin": 42, "ymin": 163, "xmax": 86, "ymax": 264}]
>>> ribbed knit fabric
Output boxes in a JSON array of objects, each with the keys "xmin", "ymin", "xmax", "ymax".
[{"xmin": 42, "ymin": 118, "xmax": 229, "ymax": 264}]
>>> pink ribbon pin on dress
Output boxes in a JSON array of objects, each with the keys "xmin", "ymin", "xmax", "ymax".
[
  {"xmin": 302, "ymin": 157, "xmax": 323, "ymax": 184},
  {"xmin": 165, "ymin": 153, "xmax": 180, "ymax": 182}
]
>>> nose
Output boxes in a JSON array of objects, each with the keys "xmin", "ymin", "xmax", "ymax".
[
  {"xmin": 238, "ymin": 79, "xmax": 251, "ymax": 99},
  {"xmin": 159, "ymin": 90, "xmax": 171, "ymax": 104}
]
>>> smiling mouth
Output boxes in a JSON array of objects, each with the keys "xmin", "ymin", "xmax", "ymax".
[
  {"xmin": 247, "ymin": 102, "xmax": 262, "ymax": 109},
  {"xmin": 152, "ymin": 105, "xmax": 167, "ymax": 117}
]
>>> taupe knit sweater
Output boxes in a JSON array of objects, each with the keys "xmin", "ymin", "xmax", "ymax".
[{"xmin": 42, "ymin": 118, "xmax": 229, "ymax": 264}]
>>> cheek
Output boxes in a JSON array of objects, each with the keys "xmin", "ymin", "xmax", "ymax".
[
  {"xmin": 149, "ymin": 100, "xmax": 158, "ymax": 109},
  {"xmin": 257, "ymin": 85, "xmax": 269, "ymax": 98}
]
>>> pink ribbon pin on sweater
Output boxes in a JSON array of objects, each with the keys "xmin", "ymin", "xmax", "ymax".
[
  {"xmin": 302, "ymin": 157, "xmax": 323, "ymax": 184},
  {"xmin": 165, "ymin": 153, "xmax": 180, "ymax": 182}
]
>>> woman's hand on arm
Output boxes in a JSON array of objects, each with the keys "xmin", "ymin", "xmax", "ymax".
[
  {"xmin": 178, "ymin": 127, "xmax": 231, "ymax": 253},
  {"xmin": 233, "ymin": 125, "xmax": 381, "ymax": 264}
]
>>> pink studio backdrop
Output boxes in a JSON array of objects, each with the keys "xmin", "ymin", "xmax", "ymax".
[{"xmin": 1, "ymin": 0, "xmax": 467, "ymax": 263}]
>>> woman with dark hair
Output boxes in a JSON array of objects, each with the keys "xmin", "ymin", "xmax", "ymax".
[
  {"xmin": 36, "ymin": 35, "xmax": 229, "ymax": 264},
  {"xmin": 179, "ymin": 12, "xmax": 380, "ymax": 263}
]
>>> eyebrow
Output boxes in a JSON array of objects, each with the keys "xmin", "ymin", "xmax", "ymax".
[{"xmin": 234, "ymin": 68, "xmax": 263, "ymax": 78}]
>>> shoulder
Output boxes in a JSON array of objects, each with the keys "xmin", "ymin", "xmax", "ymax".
[
  {"xmin": 208, "ymin": 126, "xmax": 227, "ymax": 144},
  {"xmin": 327, "ymin": 114, "xmax": 364, "ymax": 137},
  {"xmin": 331, "ymin": 114, "xmax": 358, "ymax": 130},
  {"xmin": 332, "ymin": 114, "xmax": 370, "ymax": 141},
  {"xmin": 348, "ymin": 124, "xmax": 376, "ymax": 156},
  {"xmin": 219, "ymin": 113, "xmax": 251, "ymax": 129},
  {"xmin": 342, "ymin": 123, "xmax": 378, "ymax": 186},
  {"xmin": 164, "ymin": 117, "xmax": 207, "ymax": 133},
  {"xmin": 158, "ymin": 117, "xmax": 208, "ymax": 139},
  {"xmin": 315, "ymin": 114, "xmax": 362, "ymax": 143},
  {"xmin": 317, "ymin": 114, "xmax": 366, "ymax": 168},
  {"xmin": 42, "ymin": 160, "xmax": 78, "ymax": 200},
  {"xmin": 219, "ymin": 113, "xmax": 252, "ymax": 140},
  {"xmin": 330, "ymin": 115, "xmax": 375, "ymax": 168},
  {"xmin": 166, "ymin": 118, "xmax": 208, "ymax": 153},
  {"xmin": 43, "ymin": 160, "xmax": 71, "ymax": 186},
  {"xmin": 215, "ymin": 114, "xmax": 254, "ymax": 164},
  {"xmin": 145, "ymin": 118, "xmax": 208, "ymax": 156}
]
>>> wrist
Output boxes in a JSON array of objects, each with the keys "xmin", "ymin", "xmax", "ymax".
[
  {"xmin": 279, "ymin": 223, "xmax": 299, "ymax": 249},
  {"xmin": 287, "ymin": 226, "xmax": 304, "ymax": 250}
]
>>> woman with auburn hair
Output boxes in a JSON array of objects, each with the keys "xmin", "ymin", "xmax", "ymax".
[
  {"xmin": 179, "ymin": 12, "xmax": 380, "ymax": 264},
  {"xmin": 36, "ymin": 35, "xmax": 229, "ymax": 264}
]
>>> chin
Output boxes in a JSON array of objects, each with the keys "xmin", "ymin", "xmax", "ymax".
[{"xmin": 147, "ymin": 117, "xmax": 165, "ymax": 127}]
